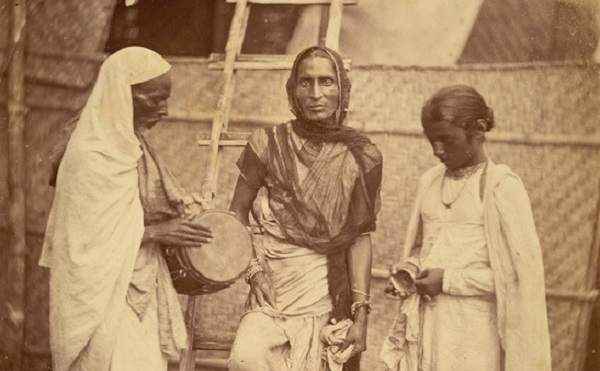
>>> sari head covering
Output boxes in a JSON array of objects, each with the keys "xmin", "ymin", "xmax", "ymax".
[
  {"xmin": 40, "ymin": 47, "xmax": 172, "ymax": 371},
  {"xmin": 285, "ymin": 46, "xmax": 374, "ymax": 171},
  {"xmin": 286, "ymin": 46, "xmax": 350, "ymax": 128}
]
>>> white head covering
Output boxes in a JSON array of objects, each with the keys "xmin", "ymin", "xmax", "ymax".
[
  {"xmin": 67, "ymin": 46, "xmax": 171, "ymax": 165},
  {"xmin": 40, "ymin": 47, "xmax": 171, "ymax": 371}
]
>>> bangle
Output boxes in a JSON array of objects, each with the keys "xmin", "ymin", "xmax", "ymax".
[
  {"xmin": 351, "ymin": 289, "xmax": 371, "ymax": 298},
  {"xmin": 245, "ymin": 259, "xmax": 263, "ymax": 284},
  {"xmin": 350, "ymin": 300, "xmax": 372, "ymax": 317}
]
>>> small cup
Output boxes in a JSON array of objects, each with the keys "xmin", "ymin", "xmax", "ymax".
[{"xmin": 390, "ymin": 268, "xmax": 417, "ymax": 294}]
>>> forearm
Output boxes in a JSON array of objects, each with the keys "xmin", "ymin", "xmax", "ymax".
[
  {"xmin": 395, "ymin": 219, "xmax": 423, "ymax": 272},
  {"xmin": 347, "ymin": 234, "xmax": 373, "ymax": 323},
  {"xmin": 229, "ymin": 176, "xmax": 258, "ymax": 227},
  {"xmin": 229, "ymin": 203, "xmax": 251, "ymax": 227},
  {"xmin": 230, "ymin": 175, "xmax": 261, "ymax": 260}
]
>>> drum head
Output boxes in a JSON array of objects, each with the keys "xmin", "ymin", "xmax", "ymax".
[{"xmin": 185, "ymin": 210, "xmax": 252, "ymax": 282}]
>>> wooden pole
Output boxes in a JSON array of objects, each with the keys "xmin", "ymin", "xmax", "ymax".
[
  {"xmin": 186, "ymin": 1, "xmax": 249, "ymax": 369},
  {"xmin": 317, "ymin": 5, "xmax": 329, "ymax": 47},
  {"xmin": 5, "ymin": 0, "xmax": 27, "ymax": 370},
  {"xmin": 324, "ymin": 0, "xmax": 343, "ymax": 50},
  {"xmin": 178, "ymin": 296, "xmax": 200, "ymax": 371},
  {"xmin": 200, "ymin": 0, "xmax": 249, "ymax": 204}
]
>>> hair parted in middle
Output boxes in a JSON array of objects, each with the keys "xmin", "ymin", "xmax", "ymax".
[{"xmin": 421, "ymin": 84, "xmax": 495, "ymax": 134}]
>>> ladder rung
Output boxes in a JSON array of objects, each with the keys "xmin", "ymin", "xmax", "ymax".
[
  {"xmin": 208, "ymin": 53, "xmax": 296, "ymax": 64},
  {"xmin": 208, "ymin": 53, "xmax": 352, "ymax": 71},
  {"xmin": 198, "ymin": 131, "xmax": 251, "ymax": 147},
  {"xmin": 193, "ymin": 340, "xmax": 234, "ymax": 351},
  {"xmin": 198, "ymin": 139, "xmax": 247, "ymax": 147},
  {"xmin": 193, "ymin": 331, "xmax": 236, "ymax": 350},
  {"xmin": 165, "ymin": 113, "xmax": 286, "ymax": 126},
  {"xmin": 198, "ymin": 131, "xmax": 251, "ymax": 140},
  {"xmin": 208, "ymin": 53, "xmax": 295, "ymax": 70},
  {"xmin": 226, "ymin": 0, "xmax": 355, "ymax": 4}
]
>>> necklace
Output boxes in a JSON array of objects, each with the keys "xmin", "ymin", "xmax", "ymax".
[
  {"xmin": 445, "ymin": 161, "xmax": 487, "ymax": 180},
  {"xmin": 441, "ymin": 162, "xmax": 487, "ymax": 209}
]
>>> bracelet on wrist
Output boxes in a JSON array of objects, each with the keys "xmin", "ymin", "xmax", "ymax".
[
  {"xmin": 351, "ymin": 288, "xmax": 371, "ymax": 299},
  {"xmin": 245, "ymin": 259, "xmax": 264, "ymax": 284},
  {"xmin": 350, "ymin": 300, "xmax": 372, "ymax": 317}
]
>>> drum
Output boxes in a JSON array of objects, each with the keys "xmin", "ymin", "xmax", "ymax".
[{"xmin": 161, "ymin": 210, "xmax": 253, "ymax": 296}]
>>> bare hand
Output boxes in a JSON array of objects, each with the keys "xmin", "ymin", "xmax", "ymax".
[
  {"xmin": 415, "ymin": 268, "xmax": 444, "ymax": 297},
  {"xmin": 338, "ymin": 317, "xmax": 367, "ymax": 359},
  {"xmin": 145, "ymin": 217, "xmax": 212, "ymax": 247},
  {"xmin": 245, "ymin": 271, "xmax": 276, "ymax": 311}
]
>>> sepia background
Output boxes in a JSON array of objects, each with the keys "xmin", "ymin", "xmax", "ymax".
[{"xmin": 1, "ymin": 0, "xmax": 599, "ymax": 370}]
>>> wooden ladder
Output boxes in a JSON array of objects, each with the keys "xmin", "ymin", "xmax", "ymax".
[{"xmin": 179, "ymin": 1, "xmax": 354, "ymax": 370}]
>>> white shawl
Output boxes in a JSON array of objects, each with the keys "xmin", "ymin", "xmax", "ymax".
[
  {"xmin": 40, "ymin": 47, "xmax": 171, "ymax": 371},
  {"xmin": 380, "ymin": 160, "xmax": 552, "ymax": 371}
]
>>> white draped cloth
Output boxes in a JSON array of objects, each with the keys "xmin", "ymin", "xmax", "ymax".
[
  {"xmin": 380, "ymin": 160, "xmax": 552, "ymax": 371},
  {"xmin": 418, "ymin": 165, "xmax": 499, "ymax": 370},
  {"xmin": 229, "ymin": 217, "xmax": 333, "ymax": 371},
  {"xmin": 40, "ymin": 47, "xmax": 184, "ymax": 371}
]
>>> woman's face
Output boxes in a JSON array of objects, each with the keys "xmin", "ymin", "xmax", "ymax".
[
  {"xmin": 294, "ymin": 57, "xmax": 339, "ymax": 122},
  {"xmin": 132, "ymin": 71, "xmax": 171, "ymax": 132},
  {"xmin": 423, "ymin": 120, "xmax": 483, "ymax": 170}
]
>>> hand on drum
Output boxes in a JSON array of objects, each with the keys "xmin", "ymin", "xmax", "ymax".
[
  {"xmin": 246, "ymin": 271, "xmax": 277, "ymax": 311},
  {"xmin": 145, "ymin": 217, "xmax": 212, "ymax": 247}
]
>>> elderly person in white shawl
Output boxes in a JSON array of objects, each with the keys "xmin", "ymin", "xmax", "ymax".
[
  {"xmin": 380, "ymin": 85, "xmax": 551, "ymax": 371},
  {"xmin": 40, "ymin": 47, "xmax": 211, "ymax": 371}
]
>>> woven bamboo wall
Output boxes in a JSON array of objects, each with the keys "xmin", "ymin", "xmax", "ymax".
[
  {"xmin": 0, "ymin": 55, "xmax": 598, "ymax": 369},
  {"xmin": 151, "ymin": 61, "xmax": 600, "ymax": 370}
]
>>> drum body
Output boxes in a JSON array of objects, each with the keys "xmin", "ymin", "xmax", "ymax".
[{"xmin": 161, "ymin": 210, "xmax": 252, "ymax": 295}]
